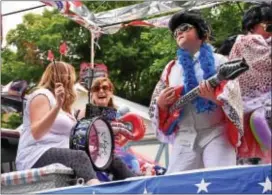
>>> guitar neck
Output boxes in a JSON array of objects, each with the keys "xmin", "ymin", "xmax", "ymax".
[{"xmin": 169, "ymin": 75, "xmax": 220, "ymax": 113}]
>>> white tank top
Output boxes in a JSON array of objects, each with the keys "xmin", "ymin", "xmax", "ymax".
[{"xmin": 16, "ymin": 88, "xmax": 76, "ymax": 170}]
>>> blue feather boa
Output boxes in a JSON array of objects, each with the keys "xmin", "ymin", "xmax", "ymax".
[{"xmin": 177, "ymin": 43, "xmax": 217, "ymax": 113}]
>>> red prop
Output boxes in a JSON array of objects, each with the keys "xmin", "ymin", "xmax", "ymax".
[
  {"xmin": 112, "ymin": 113, "xmax": 146, "ymax": 146},
  {"xmin": 59, "ymin": 42, "xmax": 68, "ymax": 56},
  {"xmin": 47, "ymin": 50, "xmax": 55, "ymax": 61},
  {"xmin": 158, "ymin": 85, "xmax": 183, "ymax": 133},
  {"xmin": 124, "ymin": 20, "xmax": 155, "ymax": 27}
]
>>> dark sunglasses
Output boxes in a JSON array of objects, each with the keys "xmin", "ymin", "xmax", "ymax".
[
  {"xmin": 173, "ymin": 23, "xmax": 194, "ymax": 39},
  {"xmin": 91, "ymin": 85, "xmax": 111, "ymax": 92},
  {"xmin": 260, "ymin": 23, "xmax": 272, "ymax": 33}
]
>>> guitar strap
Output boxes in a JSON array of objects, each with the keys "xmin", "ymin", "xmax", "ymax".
[{"xmin": 165, "ymin": 60, "xmax": 176, "ymax": 86}]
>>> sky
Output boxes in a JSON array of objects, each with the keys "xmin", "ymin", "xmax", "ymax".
[{"xmin": 2, "ymin": 1, "xmax": 53, "ymax": 47}]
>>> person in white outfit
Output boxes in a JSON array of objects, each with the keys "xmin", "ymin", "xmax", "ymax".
[{"xmin": 148, "ymin": 11, "xmax": 244, "ymax": 173}]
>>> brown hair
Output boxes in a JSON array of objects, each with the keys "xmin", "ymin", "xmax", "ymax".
[
  {"xmin": 90, "ymin": 77, "xmax": 116, "ymax": 108},
  {"xmin": 37, "ymin": 61, "xmax": 77, "ymax": 113}
]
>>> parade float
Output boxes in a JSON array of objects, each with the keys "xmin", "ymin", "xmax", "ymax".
[{"xmin": 1, "ymin": 1, "xmax": 271, "ymax": 194}]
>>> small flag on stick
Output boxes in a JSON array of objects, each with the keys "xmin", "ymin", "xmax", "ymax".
[
  {"xmin": 47, "ymin": 50, "xmax": 55, "ymax": 61},
  {"xmin": 59, "ymin": 42, "xmax": 68, "ymax": 56}
]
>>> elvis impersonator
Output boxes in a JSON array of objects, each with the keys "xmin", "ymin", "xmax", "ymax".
[{"xmin": 149, "ymin": 11, "xmax": 244, "ymax": 173}]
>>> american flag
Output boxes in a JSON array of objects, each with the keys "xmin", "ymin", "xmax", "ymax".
[
  {"xmin": 40, "ymin": 1, "xmax": 64, "ymax": 11},
  {"xmin": 38, "ymin": 165, "xmax": 271, "ymax": 194}
]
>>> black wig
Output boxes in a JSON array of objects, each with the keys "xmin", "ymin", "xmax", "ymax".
[
  {"xmin": 216, "ymin": 35, "xmax": 238, "ymax": 56},
  {"xmin": 242, "ymin": 3, "xmax": 272, "ymax": 32},
  {"xmin": 168, "ymin": 11, "xmax": 210, "ymax": 40}
]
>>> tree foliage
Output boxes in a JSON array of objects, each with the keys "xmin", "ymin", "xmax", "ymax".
[
  {"xmin": 2, "ymin": 2, "xmax": 254, "ymax": 106},
  {"xmin": 1, "ymin": 113, "xmax": 22, "ymax": 129}
]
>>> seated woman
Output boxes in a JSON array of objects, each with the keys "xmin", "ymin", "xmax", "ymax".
[
  {"xmin": 78, "ymin": 77, "xmax": 136, "ymax": 180},
  {"xmin": 15, "ymin": 61, "xmax": 101, "ymax": 185}
]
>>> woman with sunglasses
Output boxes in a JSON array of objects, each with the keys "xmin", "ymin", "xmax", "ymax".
[
  {"xmin": 16, "ymin": 61, "xmax": 101, "ymax": 185},
  {"xmin": 78, "ymin": 77, "xmax": 136, "ymax": 180},
  {"xmin": 229, "ymin": 3, "xmax": 272, "ymax": 163},
  {"xmin": 149, "ymin": 11, "xmax": 243, "ymax": 173}
]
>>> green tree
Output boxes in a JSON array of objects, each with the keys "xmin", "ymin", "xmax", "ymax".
[
  {"xmin": 1, "ymin": 113, "xmax": 22, "ymax": 129},
  {"xmin": 2, "ymin": 2, "xmax": 255, "ymax": 106},
  {"xmin": 1, "ymin": 48, "xmax": 43, "ymax": 84},
  {"xmin": 201, "ymin": 2, "xmax": 246, "ymax": 47},
  {"xmin": 84, "ymin": 1, "xmax": 141, "ymax": 13}
]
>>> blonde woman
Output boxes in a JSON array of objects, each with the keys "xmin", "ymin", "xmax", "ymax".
[{"xmin": 16, "ymin": 61, "xmax": 100, "ymax": 185}]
